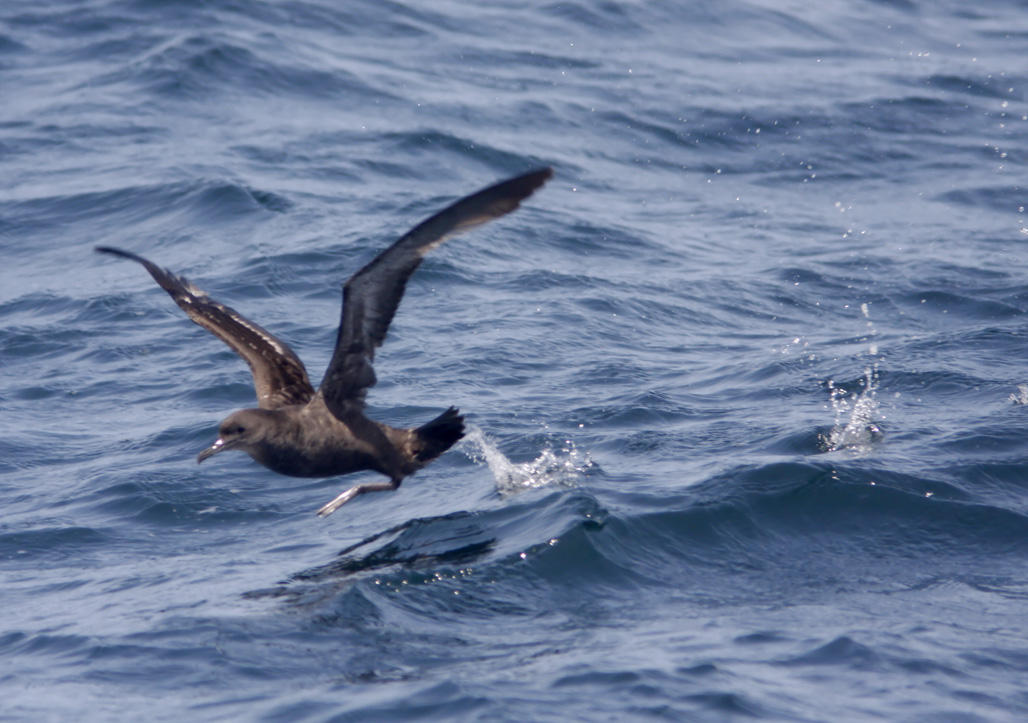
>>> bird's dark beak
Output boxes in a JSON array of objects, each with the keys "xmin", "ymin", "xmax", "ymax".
[{"xmin": 197, "ymin": 438, "xmax": 226, "ymax": 463}]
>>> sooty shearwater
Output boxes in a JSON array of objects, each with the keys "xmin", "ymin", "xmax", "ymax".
[{"xmin": 97, "ymin": 167, "xmax": 553, "ymax": 516}]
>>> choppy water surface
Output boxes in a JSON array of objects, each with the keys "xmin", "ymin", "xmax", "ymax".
[{"xmin": 2, "ymin": 0, "xmax": 1028, "ymax": 719}]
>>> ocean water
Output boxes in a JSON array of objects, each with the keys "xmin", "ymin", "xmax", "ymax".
[{"xmin": 2, "ymin": 0, "xmax": 1027, "ymax": 719}]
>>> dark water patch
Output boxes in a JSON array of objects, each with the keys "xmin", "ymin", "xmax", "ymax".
[
  {"xmin": 11, "ymin": 384, "xmax": 70, "ymax": 401},
  {"xmin": 350, "ymin": 157, "xmax": 428, "ymax": 182},
  {"xmin": 4, "ymin": 632, "xmax": 94, "ymax": 659},
  {"xmin": 906, "ymin": 261, "xmax": 1018, "ymax": 289},
  {"xmin": 193, "ymin": 182, "xmax": 292, "ymax": 219},
  {"xmin": 765, "ymin": 428, "xmax": 831, "ymax": 456},
  {"xmin": 736, "ymin": 357, "xmax": 822, "ymax": 389},
  {"xmin": 841, "ymin": 95, "xmax": 976, "ymax": 135},
  {"xmin": 320, "ymin": 680, "xmax": 490, "ymax": 721},
  {"xmin": 570, "ymin": 358, "xmax": 652, "ymax": 388},
  {"xmin": 0, "ymin": 525, "xmax": 110, "ymax": 562},
  {"xmin": 734, "ymin": 630, "xmax": 792, "ymax": 646},
  {"xmin": 0, "ymin": 631, "xmax": 28, "ymax": 653},
  {"xmin": 0, "ymin": 326, "xmax": 96, "ymax": 365},
  {"xmin": 2, "ymin": 121, "xmax": 167, "ymax": 158},
  {"xmin": 0, "ymin": 32, "xmax": 29, "ymax": 56},
  {"xmin": 291, "ymin": 511, "xmax": 497, "ymax": 584},
  {"xmin": 319, "ymin": 0, "xmax": 468, "ymax": 38},
  {"xmin": 230, "ymin": 143, "xmax": 301, "ymax": 170},
  {"xmin": 893, "ymin": 289, "xmax": 1023, "ymax": 320},
  {"xmin": 966, "ymin": 646, "xmax": 1028, "ymax": 673},
  {"xmin": 253, "ymin": 490, "xmax": 611, "ymax": 615},
  {"xmin": 780, "ymin": 635, "xmax": 881, "ymax": 669},
  {"xmin": 87, "ymin": 477, "xmax": 280, "ymax": 525},
  {"xmin": 550, "ymin": 666, "xmax": 768, "ymax": 721},
  {"xmin": 495, "ymin": 268, "xmax": 598, "ymax": 294},
  {"xmin": 524, "ymin": 513, "xmax": 643, "ymax": 594},
  {"xmin": 935, "ymin": 424, "xmax": 1028, "ymax": 457},
  {"xmin": 63, "ymin": 31, "xmax": 165, "ymax": 65},
  {"xmin": 572, "ymin": 391, "xmax": 699, "ymax": 430},
  {"xmin": 842, "ymin": 368, "xmax": 986, "ymax": 407},
  {"xmin": 678, "ymin": 662, "xmax": 720, "ymax": 676},
  {"xmin": 553, "ymin": 667, "xmax": 651, "ymax": 688},
  {"xmin": 541, "ymin": 1, "xmax": 648, "ymax": 33},
  {"xmin": 936, "ymin": 185, "xmax": 1026, "ymax": 214},
  {"xmin": 615, "ymin": 429, "xmax": 691, "ymax": 457},
  {"xmin": 553, "ymin": 220, "xmax": 664, "ymax": 260},
  {"xmin": 920, "ymin": 73, "xmax": 1015, "ymax": 101},
  {"xmin": 890, "ymin": 327, "xmax": 1028, "ymax": 360},
  {"xmin": 92, "ymin": 32, "xmax": 392, "ymax": 104},
  {"xmin": 681, "ymin": 691, "xmax": 767, "ymax": 718},
  {"xmin": 232, "ymin": 1, "xmax": 381, "ymax": 38},
  {"xmin": 652, "ymin": 102, "xmax": 943, "ymax": 182},
  {"xmin": 458, "ymin": 47, "xmax": 598, "ymax": 73},
  {"xmin": 892, "ymin": 656, "xmax": 965, "ymax": 677},
  {"xmin": 777, "ymin": 265, "xmax": 829, "ymax": 287},
  {"xmin": 0, "ymin": 432, "xmax": 102, "ymax": 475},
  {"xmin": 80, "ymin": 643, "xmax": 229, "ymax": 689},
  {"xmin": 590, "ymin": 461, "xmax": 1028, "ymax": 603},
  {"xmin": 0, "ymin": 292, "xmax": 83, "ymax": 321},
  {"xmin": 4, "ymin": 5, "xmax": 129, "ymax": 37},
  {"xmin": 375, "ymin": 130, "xmax": 533, "ymax": 172},
  {"xmin": 3, "ymin": 179, "xmax": 287, "ymax": 238},
  {"xmin": 594, "ymin": 108, "xmax": 717, "ymax": 155}
]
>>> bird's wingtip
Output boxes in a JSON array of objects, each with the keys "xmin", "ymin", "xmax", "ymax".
[
  {"xmin": 529, "ymin": 166, "xmax": 554, "ymax": 184},
  {"xmin": 95, "ymin": 245, "xmax": 130, "ymax": 258}
]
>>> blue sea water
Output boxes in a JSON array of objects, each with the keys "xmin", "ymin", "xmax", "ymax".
[{"xmin": 2, "ymin": 0, "xmax": 1027, "ymax": 719}]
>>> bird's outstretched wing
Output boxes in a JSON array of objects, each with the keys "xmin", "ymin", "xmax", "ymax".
[
  {"xmin": 320, "ymin": 167, "xmax": 553, "ymax": 418},
  {"xmin": 96, "ymin": 247, "xmax": 315, "ymax": 409}
]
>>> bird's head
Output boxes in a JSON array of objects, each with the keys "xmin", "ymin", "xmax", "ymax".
[{"xmin": 197, "ymin": 408, "xmax": 275, "ymax": 464}]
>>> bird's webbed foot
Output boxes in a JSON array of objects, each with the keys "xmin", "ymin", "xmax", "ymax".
[{"xmin": 316, "ymin": 478, "xmax": 401, "ymax": 517}]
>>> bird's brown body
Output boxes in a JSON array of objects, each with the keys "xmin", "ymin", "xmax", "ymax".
[{"xmin": 98, "ymin": 168, "xmax": 552, "ymax": 516}]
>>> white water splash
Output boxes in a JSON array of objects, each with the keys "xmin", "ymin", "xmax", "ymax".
[
  {"xmin": 461, "ymin": 425, "xmax": 593, "ymax": 495},
  {"xmin": 822, "ymin": 302, "xmax": 883, "ymax": 454},
  {"xmin": 1009, "ymin": 384, "xmax": 1028, "ymax": 405},
  {"xmin": 824, "ymin": 367, "xmax": 882, "ymax": 454}
]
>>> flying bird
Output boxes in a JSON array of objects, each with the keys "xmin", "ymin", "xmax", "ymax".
[{"xmin": 97, "ymin": 167, "xmax": 553, "ymax": 516}]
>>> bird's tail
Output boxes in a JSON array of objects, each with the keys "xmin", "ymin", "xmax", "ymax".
[{"xmin": 414, "ymin": 406, "xmax": 465, "ymax": 462}]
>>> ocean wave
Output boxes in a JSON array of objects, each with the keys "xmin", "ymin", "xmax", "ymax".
[
  {"xmin": 242, "ymin": 455, "xmax": 1028, "ymax": 622},
  {"xmin": 3, "ymin": 179, "xmax": 290, "ymax": 243}
]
